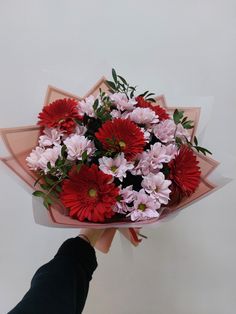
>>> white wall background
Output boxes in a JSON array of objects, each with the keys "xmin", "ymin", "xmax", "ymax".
[{"xmin": 0, "ymin": 0, "xmax": 236, "ymax": 313}]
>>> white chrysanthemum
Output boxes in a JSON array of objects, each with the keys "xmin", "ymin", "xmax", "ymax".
[
  {"xmin": 63, "ymin": 134, "xmax": 95, "ymax": 161},
  {"xmin": 99, "ymin": 153, "xmax": 134, "ymax": 182},
  {"xmin": 128, "ymin": 189, "xmax": 160, "ymax": 221},
  {"xmin": 78, "ymin": 95, "xmax": 99, "ymax": 117},
  {"xmin": 37, "ymin": 145, "xmax": 62, "ymax": 173},
  {"xmin": 39, "ymin": 128, "xmax": 63, "ymax": 147},
  {"xmin": 110, "ymin": 92, "xmax": 137, "ymax": 111},
  {"xmin": 113, "ymin": 185, "xmax": 134, "ymax": 214},
  {"xmin": 26, "ymin": 146, "xmax": 45, "ymax": 171},
  {"xmin": 129, "ymin": 107, "xmax": 159, "ymax": 125},
  {"xmin": 142, "ymin": 172, "xmax": 172, "ymax": 205}
]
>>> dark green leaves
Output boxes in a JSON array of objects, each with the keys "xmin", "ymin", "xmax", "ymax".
[
  {"xmin": 106, "ymin": 68, "xmax": 137, "ymax": 99},
  {"xmin": 139, "ymin": 91, "xmax": 156, "ymax": 102},
  {"xmin": 31, "ymin": 148, "xmax": 72, "ymax": 210},
  {"xmin": 173, "ymin": 109, "xmax": 194, "ymax": 129},
  {"xmin": 93, "ymin": 98, "xmax": 99, "ymax": 111},
  {"xmin": 32, "ymin": 190, "xmax": 54, "ymax": 210},
  {"xmin": 43, "ymin": 196, "xmax": 53, "ymax": 209},
  {"xmin": 96, "ymin": 106, "xmax": 112, "ymax": 122},
  {"xmin": 184, "ymin": 135, "xmax": 212, "ymax": 156},
  {"xmin": 82, "ymin": 151, "xmax": 88, "ymax": 163},
  {"xmin": 117, "ymin": 75, "xmax": 127, "ymax": 85},
  {"xmin": 182, "ymin": 120, "xmax": 194, "ymax": 129},
  {"xmin": 173, "ymin": 109, "xmax": 184, "ymax": 125},
  {"xmin": 61, "ymin": 145, "xmax": 67, "ymax": 158},
  {"xmin": 195, "ymin": 146, "xmax": 212, "ymax": 155},
  {"xmin": 32, "ymin": 190, "xmax": 45, "ymax": 197},
  {"xmin": 112, "ymin": 68, "xmax": 118, "ymax": 83},
  {"xmin": 106, "ymin": 80, "xmax": 116, "ymax": 90}
]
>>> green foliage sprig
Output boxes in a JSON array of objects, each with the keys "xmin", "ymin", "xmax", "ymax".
[
  {"xmin": 106, "ymin": 68, "xmax": 137, "ymax": 99},
  {"xmin": 33, "ymin": 145, "xmax": 74, "ymax": 209},
  {"xmin": 173, "ymin": 109, "xmax": 194, "ymax": 129}
]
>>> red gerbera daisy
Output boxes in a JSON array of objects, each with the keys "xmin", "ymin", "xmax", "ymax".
[
  {"xmin": 136, "ymin": 96, "xmax": 169, "ymax": 121},
  {"xmin": 60, "ymin": 164, "xmax": 119, "ymax": 223},
  {"xmin": 38, "ymin": 98, "xmax": 81, "ymax": 134},
  {"xmin": 168, "ymin": 145, "xmax": 201, "ymax": 205},
  {"xmin": 95, "ymin": 118, "xmax": 145, "ymax": 161}
]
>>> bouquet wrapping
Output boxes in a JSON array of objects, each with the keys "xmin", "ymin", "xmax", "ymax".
[{"xmin": 0, "ymin": 70, "xmax": 220, "ymax": 249}]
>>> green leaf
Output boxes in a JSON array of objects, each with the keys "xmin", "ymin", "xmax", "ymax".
[
  {"xmin": 47, "ymin": 161, "xmax": 52, "ymax": 170},
  {"xmin": 196, "ymin": 146, "xmax": 212, "ymax": 155},
  {"xmin": 182, "ymin": 122, "xmax": 194, "ymax": 129},
  {"xmin": 93, "ymin": 99, "xmax": 99, "ymax": 111},
  {"xmin": 44, "ymin": 176, "xmax": 55, "ymax": 186},
  {"xmin": 194, "ymin": 136, "xmax": 198, "ymax": 146},
  {"xmin": 55, "ymin": 185, "xmax": 62, "ymax": 193},
  {"xmin": 140, "ymin": 91, "xmax": 149, "ymax": 97},
  {"xmin": 34, "ymin": 174, "xmax": 44, "ymax": 187},
  {"xmin": 32, "ymin": 190, "xmax": 45, "ymax": 198},
  {"xmin": 203, "ymin": 148, "xmax": 212, "ymax": 155},
  {"xmin": 146, "ymin": 97, "xmax": 156, "ymax": 102},
  {"xmin": 175, "ymin": 137, "xmax": 183, "ymax": 146},
  {"xmin": 117, "ymin": 75, "xmax": 128, "ymax": 85},
  {"xmin": 43, "ymin": 194, "xmax": 54, "ymax": 209},
  {"xmin": 45, "ymin": 196, "xmax": 53, "ymax": 205},
  {"xmin": 106, "ymin": 80, "xmax": 116, "ymax": 90},
  {"xmin": 55, "ymin": 158, "xmax": 64, "ymax": 167},
  {"xmin": 173, "ymin": 109, "xmax": 184, "ymax": 125},
  {"xmin": 82, "ymin": 151, "xmax": 88, "ymax": 162},
  {"xmin": 61, "ymin": 145, "xmax": 67, "ymax": 158},
  {"xmin": 43, "ymin": 199, "xmax": 49, "ymax": 209},
  {"xmin": 77, "ymin": 163, "xmax": 82, "ymax": 172},
  {"xmin": 112, "ymin": 68, "xmax": 118, "ymax": 83},
  {"xmin": 48, "ymin": 190, "xmax": 57, "ymax": 197},
  {"xmin": 119, "ymin": 83, "xmax": 126, "ymax": 91},
  {"xmin": 40, "ymin": 184, "xmax": 50, "ymax": 190},
  {"xmin": 146, "ymin": 92, "xmax": 155, "ymax": 97}
]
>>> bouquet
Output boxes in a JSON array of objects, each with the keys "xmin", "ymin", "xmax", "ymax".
[{"xmin": 0, "ymin": 69, "xmax": 219, "ymax": 235}]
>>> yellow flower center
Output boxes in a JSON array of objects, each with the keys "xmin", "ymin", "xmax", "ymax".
[
  {"xmin": 88, "ymin": 188, "xmax": 97, "ymax": 197},
  {"xmin": 111, "ymin": 165, "xmax": 117, "ymax": 172},
  {"xmin": 119, "ymin": 140, "xmax": 126, "ymax": 149},
  {"xmin": 138, "ymin": 203, "xmax": 146, "ymax": 211}
]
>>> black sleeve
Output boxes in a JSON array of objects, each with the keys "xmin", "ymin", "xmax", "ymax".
[{"xmin": 8, "ymin": 237, "xmax": 98, "ymax": 314}]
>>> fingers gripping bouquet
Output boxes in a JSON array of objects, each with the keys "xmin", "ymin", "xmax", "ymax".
[{"xmin": 24, "ymin": 69, "xmax": 214, "ymax": 225}]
